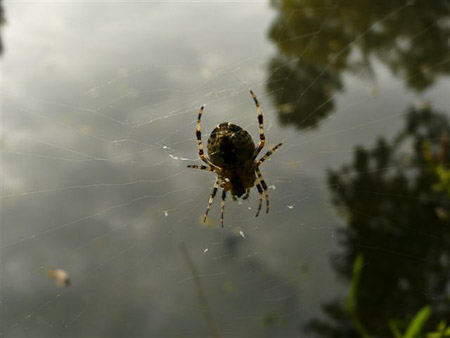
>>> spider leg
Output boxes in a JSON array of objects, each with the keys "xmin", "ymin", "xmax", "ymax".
[
  {"xmin": 257, "ymin": 143, "xmax": 283, "ymax": 166},
  {"xmin": 220, "ymin": 190, "xmax": 227, "ymax": 228},
  {"xmin": 195, "ymin": 106, "xmax": 219, "ymax": 169},
  {"xmin": 255, "ymin": 167, "xmax": 270, "ymax": 214},
  {"xmin": 187, "ymin": 164, "xmax": 214, "ymax": 172},
  {"xmin": 203, "ymin": 177, "xmax": 219, "ymax": 223},
  {"xmin": 250, "ymin": 90, "xmax": 266, "ymax": 160},
  {"xmin": 242, "ymin": 188, "xmax": 250, "ymax": 200},
  {"xmin": 255, "ymin": 183, "xmax": 263, "ymax": 217}
]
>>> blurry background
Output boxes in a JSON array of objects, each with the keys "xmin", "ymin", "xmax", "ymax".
[{"xmin": 2, "ymin": 1, "xmax": 450, "ymax": 337}]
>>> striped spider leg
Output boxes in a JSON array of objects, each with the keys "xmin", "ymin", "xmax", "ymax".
[
  {"xmin": 187, "ymin": 91, "xmax": 283, "ymax": 227},
  {"xmin": 253, "ymin": 145, "xmax": 282, "ymax": 216},
  {"xmin": 187, "ymin": 105, "xmax": 227, "ymax": 226},
  {"xmin": 250, "ymin": 90, "xmax": 266, "ymax": 160}
]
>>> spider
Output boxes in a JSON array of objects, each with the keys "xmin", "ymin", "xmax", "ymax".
[{"xmin": 187, "ymin": 90, "xmax": 282, "ymax": 227}]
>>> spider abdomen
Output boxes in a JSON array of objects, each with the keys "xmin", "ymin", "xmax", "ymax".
[{"xmin": 207, "ymin": 122, "xmax": 255, "ymax": 168}]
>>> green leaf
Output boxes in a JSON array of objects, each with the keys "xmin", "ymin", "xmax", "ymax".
[
  {"xmin": 403, "ymin": 306, "xmax": 431, "ymax": 338},
  {"xmin": 346, "ymin": 253, "xmax": 370, "ymax": 338},
  {"xmin": 347, "ymin": 253, "xmax": 364, "ymax": 313},
  {"xmin": 427, "ymin": 321, "xmax": 450, "ymax": 338}
]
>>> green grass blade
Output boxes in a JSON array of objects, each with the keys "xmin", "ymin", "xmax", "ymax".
[
  {"xmin": 347, "ymin": 253, "xmax": 364, "ymax": 313},
  {"xmin": 346, "ymin": 253, "xmax": 370, "ymax": 338},
  {"xmin": 403, "ymin": 306, "xmax": 431, "ymax": 338}
]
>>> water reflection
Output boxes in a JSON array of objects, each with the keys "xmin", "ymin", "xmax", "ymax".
[
  {"xmin": 3, "ymin": 1, "xmax": 450, "ymax": 336},
  {"xmin": 267, "ymin": 56, "xmax": 342, "ymax": 130},
  {"xmin": 267, "ymin": 0, "xmax": 450, "ymax": 130},
  {"xmin": 307, "ymin": 106, "xmax": 450, "ymax": 336}
]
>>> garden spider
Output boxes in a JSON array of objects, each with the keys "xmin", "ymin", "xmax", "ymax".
[{"xmin": 187, "ymin": 90, "xmax": 283, "ymax": 227}]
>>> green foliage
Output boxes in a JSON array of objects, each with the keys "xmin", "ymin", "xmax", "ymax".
[
  {"xmin": 346, "ymin": 254, "xmax": 369, "ymax": 338},
  {"xmin": 427, "ymin": 321, "xmax": 450, "ymax": 338},
  {"xmin": 389, "ymin": 308, "xmax": 450, "ymax": 338},
  {"xmin": 306, "ymin": 106, "xmax": 450, "ymax": 337},
  {"xmin": 347, "ymin": 254, "xmax": 364, "ymax": 314},
  {"xmin": 433, "ymin": 165, "xmax": 450, "ymax": 197},
  {"xmin": 403, "ymin": 307, "xmax": 431, "ymax": 338},
  {"xmin": 347, "ymin": 255, "xmax": 440, "ymax": 338}
]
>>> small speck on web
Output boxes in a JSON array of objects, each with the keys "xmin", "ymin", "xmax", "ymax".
[
  {"xmin": 287, "ymin": 205, "xmax": 294, "ymax": 209},
  {"xmin": 87, "ymin": 88, "xmax": 100, "ymax": 98},
  {"xmin": 169, "ymin": 154, "xmax": 190, "ymax": 161},
  {"xmin": 163, "ymin": 210, "xmax": 169, "ymax": 217},
  {"xmin": 203, "ymin": 248, "xmax": 209, "ymax": 254},
  {"xmin": 47, "ymin": 269, "xmax": 71, "ymax": 287},
  {"xmin": 239, "ymin": 231, "xmax": 245, "ymax": 239}
]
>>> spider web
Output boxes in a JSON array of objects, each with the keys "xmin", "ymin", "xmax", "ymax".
[{"xmin": 2, "ymin": 1, "xmax": 450, "ymax": 337}]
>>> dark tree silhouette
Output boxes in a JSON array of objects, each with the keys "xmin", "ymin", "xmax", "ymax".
[
  {"xmin": 306, "ymin": 106, "xmax": 450, "ymax": 337},
  {"xmin": 267, "ymin": 56, "xmax": 342, "ymax": 130},
  {"xmin": 267, "ymin": 0, "xmax": 450, "ymax": 130}
]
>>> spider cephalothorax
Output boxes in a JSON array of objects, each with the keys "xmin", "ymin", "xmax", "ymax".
[{"xmin": 187, "ymin": 90, "xmax": 282, "ymax": 227}]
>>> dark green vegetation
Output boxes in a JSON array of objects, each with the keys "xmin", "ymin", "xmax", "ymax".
[{"xmin": 307, "ymin": 106, "xmax": 450, "ymax": 337}]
